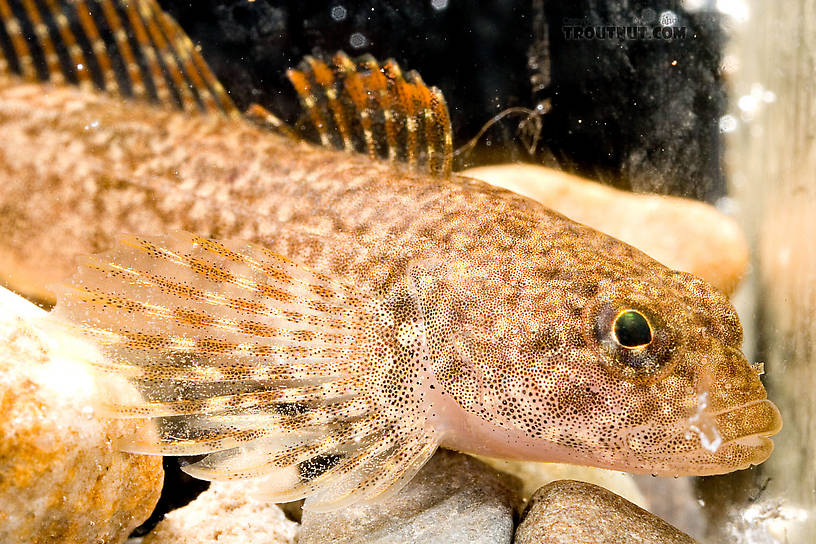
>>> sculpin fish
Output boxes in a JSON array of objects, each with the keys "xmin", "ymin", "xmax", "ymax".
[{"xmin": 0, "ymin": 0, "xmax": 780, "ymax": 510}]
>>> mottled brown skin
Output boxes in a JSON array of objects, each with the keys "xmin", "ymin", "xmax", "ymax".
[{"xmin": 0, "ymin": 76, "xmax": 781, "ymax": 476}]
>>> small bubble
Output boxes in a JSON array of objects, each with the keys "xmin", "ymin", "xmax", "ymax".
[
  {"xmin": 715, "ymin": 196, "xmax": 738, "ymax": 215},
  {"xmin": 76, "ymin": 63, "xmax": 84, "ymax": 71},
  {"xmin": 659, "ymin": 10, "xmax": 678, "ymax": 26},
  {"xmin": 349, "ymin": 32, "xmax": 367, "ymax": 49},
  {"xmin": 331, "ymin": 5, "xmax": 347, "ymax": 21},
  {"xmin": 431, "ymin": 0, "xmax": 449, "ymax": 10},
  {"xmin": 718, "ymin": 114, "xmax": 738, "ymax": 133},
  {"xmin": 763, "ymin": 90, "xmax": 776, "ymax": 103}
]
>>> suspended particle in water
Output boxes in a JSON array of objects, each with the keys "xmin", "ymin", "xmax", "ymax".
[
  {"xmin": 716, "ymin": 0, "xmax": 750, "ymax": 23},
  {"xmin": 331, "ymin": 5, "xmax": 347, "ymax": 21},
  {"xmin": 641, "ymin": 8, "xmax": 656, "ymax": 24},
  {"xmin": 349, "ymin": 32, "xmax": 368, "ymax": 49},
  {"xmin": 715, "ymin": 196, "xmax": 739, "ymax": 215},
  {"xmin": 738, "ymin": 94, "xmax": 759, "ymax": 121}
]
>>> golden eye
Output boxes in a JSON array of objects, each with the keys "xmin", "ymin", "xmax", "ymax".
[{"xmin": 612, "ymin": 309, "xmax": 653, "ymax": 348}]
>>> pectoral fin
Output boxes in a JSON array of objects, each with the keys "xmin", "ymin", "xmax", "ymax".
[{"xmin": 52, "ymin": 232, "xmax": 438, "ymax": 510}]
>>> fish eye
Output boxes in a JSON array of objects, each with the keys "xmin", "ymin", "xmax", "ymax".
[
  {"xmin": 612, "ymin": 309, "xmax": 653, "ymax": 348},
  {"xmin": 594, "ymin": 303, "xmax": 674, "ymax": 382}
]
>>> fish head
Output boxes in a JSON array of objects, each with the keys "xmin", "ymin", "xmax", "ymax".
[
  {"xmin": 563, "ymin": 270, "xmax": 783, "ymax": 475},
  {"xmin": 411, "ymin": 249, "xmax": 781, "ymax": 476}
]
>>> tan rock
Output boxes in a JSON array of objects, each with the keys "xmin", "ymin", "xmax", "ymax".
[
  {"xmin": 141, "ymin": 481, "xmax": 299, "ymax": 544},
  {"xmin": 0, "ymin": 287, "xmax": 163, "ymax": 544},
  {"xmin": 475, "ymin": 457, "xmax": 647, "ymax": 509},
  {"xmin": 515, "ymin": 480, "xmax": 698, "ymax": 544},
  {"xmin": 464, "ymin": 164, "xmax": 748, "ymax": 294}
]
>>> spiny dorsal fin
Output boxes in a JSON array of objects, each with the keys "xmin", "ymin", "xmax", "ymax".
[
  {"xmin": 287, "ymin": 51, "xmax": 453, "ymax": 177},
  {"xmin": 52, "ymin": 232, "xmax": 439, "ymax": 511},
  {"xmin": 0, "ymin": 0, "xmax": 239, "ymax": 117}
]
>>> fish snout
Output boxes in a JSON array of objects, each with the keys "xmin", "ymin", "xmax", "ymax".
[
  {"xmin": 657, "ymin": 345, "xmax": 782, "ymax": 474},
  {"xmin": 697, "ymin": 346, "xmax": 782, "ymax": 457},
  {"xmin": 705, "ymin": 346, "xmax": 775, "ymax": 413}
]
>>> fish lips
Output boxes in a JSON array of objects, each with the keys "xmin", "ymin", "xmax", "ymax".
[
  {"xmin": 709, "ymin": 397, "xmax": 782, "ymax": 465},
  {"xmin": 664, "ymin": 398, "xmax": 782, "ymax": 476}
]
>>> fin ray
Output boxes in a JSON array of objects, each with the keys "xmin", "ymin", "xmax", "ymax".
[
  {"xmin": 0, "ymin": 0, "xmax": 239, "ymax": 116},
  {"xmin": 54, "ymin": 232, "xmax": 441, "ymax": 509},
  {"xmin": 287, "ymin": 51, "xmax": 453, "ymax": 177},
  {"xmin": 0, "ymin": 0, "xmax": 36, "ymax": 79}
]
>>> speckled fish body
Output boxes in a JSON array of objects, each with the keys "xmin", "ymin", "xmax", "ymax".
[
  {"xmin": 0, "ymin": 0, "xmax": 781, "ymax": 511},
  {"xmin": 0, "ymin": 76, "xmax": 533, "ymax": 301}
]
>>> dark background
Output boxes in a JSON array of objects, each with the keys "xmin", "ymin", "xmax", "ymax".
[{"xmin": 162, "ymin": 0, "xmax": 727, "ymax": 200}]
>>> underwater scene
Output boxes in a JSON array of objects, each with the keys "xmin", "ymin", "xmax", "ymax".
[{"xmin": 0, "ymin": 1, "xmax": 812, "ymax": 543}]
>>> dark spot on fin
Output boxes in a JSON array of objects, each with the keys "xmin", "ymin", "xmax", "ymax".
[
  {"xmin": 0, "ymin": 0, "xmax": 239, "ymax": 117},
  {"xmin": 274, "ymin": 402, "xmax": 311, "ymax": 416},
  {"xmin": 287, "ymin": 51, "xmax": 453, "ymax": 177},
  {"xmin": 299, "ymin": 453, "xmax": 343, "ymax": 482}
]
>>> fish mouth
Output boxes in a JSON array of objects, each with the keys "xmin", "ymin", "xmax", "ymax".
[
  {"xmin": 622, "ymin": 398, "xmax": 782, "ymax": 477},
  {"xmin": 682, "ymin": 346, "xmax": 783, "ymax": 471},
  {"xmin": 714, "ymin": 398, "xmax": 782, "ymax": 444},
  {"xmin": 675, "ymin": 398, "xmax": 782, "ymax": 475}
]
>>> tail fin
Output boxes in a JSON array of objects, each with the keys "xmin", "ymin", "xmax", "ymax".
[
  {"xmin": 52, "ymin": 232, "xmax": 438, "ymax": 510},
  {"xmin": 0, "ymin": 0, "xmax": 239, "ymax": 116}
]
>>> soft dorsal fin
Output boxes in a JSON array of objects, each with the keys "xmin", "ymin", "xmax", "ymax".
[
  {"xmin": 287, "ymin": 52, "xmax": 453, "ymax": 177},
  {"xmin": 0, "ymin": 0, "xmax": 239, "ymax": 117}
]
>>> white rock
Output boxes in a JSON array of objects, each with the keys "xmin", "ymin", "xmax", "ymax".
[
  {"xmin": 300, "ymin": 449, "xmax": 520, "ymax": 544},
  {"xmin": 141, "ymin": 481, "xmax": 299, "ymax": 544}
]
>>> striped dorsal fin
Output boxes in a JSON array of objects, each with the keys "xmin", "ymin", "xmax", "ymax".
[
  {"xmin": 0, "ymin": 0, "xmax": 239, "ymax": 117},
  {"xmin": 287, "ymin": 52, "xmax": 453, "ymax": 177}
]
